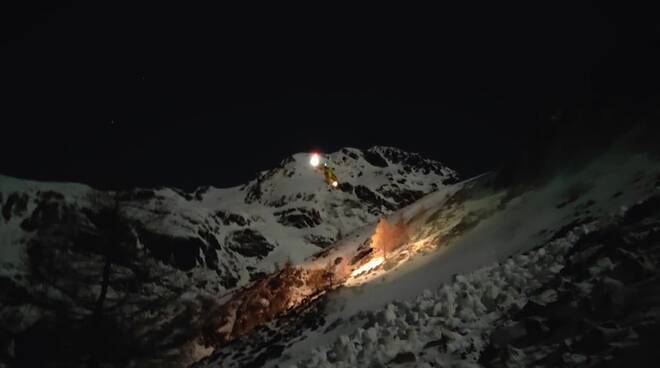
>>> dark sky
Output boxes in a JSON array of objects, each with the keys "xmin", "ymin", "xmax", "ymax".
[{"xmin": 1, "ymin": 3, "xmax": 659, "ymax": 190}]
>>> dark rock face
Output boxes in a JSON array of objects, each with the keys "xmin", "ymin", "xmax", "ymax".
[
  {"xmin": 220, "ymin": 274, "xmax": 239, "ymax": 289},
  {"xmin": 244, "ymin": 181, "xmax": 263, "ymax": 204},
  {"xmin": 20, "ymin": 195, "xmax": 84, "ymax": 233},
  {"xmin": 21, "ymin": 201, "xmax": 60, "ymax": 232},
  {"xmin": 379, "ymin": 186, "xmax": 425, "ymax": 207},
  {"xmin": 267, "ymin": 196, "xmax": 288, "ymax": 208},
  {"xmin": 354, "ymin": 185, "xmax": 378, "ymax": 205},
  {"xmin": 374, "ymin": 147, "xmax": 452, "ymax": 178},
  {"xmin": 193, "ymin": 186, "xmax": 210, "ymax": 201},
  {"xmin": 341, "ymin": 148, "xmax": 359, "ymax": 160},
  {"xmin": 338, "ymin": 182, "xmax": 354, "ymax": 194},
  {"xmin": 350, "ymin": 247, "xmax": 373, "ymax": 265},
  {"xmin": 279, "ymin": 155, "xmax": 295, "ymax": 167},
  {"xmin": 2, "ymin": 192, "xmax": 29, "ymax": 222},
  {"xmin": 480, "ymin": 195, "xmax": 660, "ymax": 368},
  {"xmin": 274, "ymin": 207, "xmax": 322, "ymax": 228},
  {"xmin": 423, "ymin": 338, "xmax": 446, "ymax": 350},
  {"xmin": 117, "ymin": 189, "xmax": 157, "ymax": 202},
  {"xmin": 442, "ymin": 176, "xmax": 461, "ymax": 185},
  {"xmin": 622, "ymin": 195, "xmax": 660, "ymax": 225},
  {"xmin": 172, "ymin": 188, "xmax": 194, "ymax": 201},
  {"xmin": 198, "ymin": 229, "xmax": 222, "ymax": 272},
  {"xmin": 136, "ymin": 228, "xmax": 205, "ymax": 271},
  {"xmin": 362, "ymin": 150, "xmax": 389, "ymax": 168},
  {"xmin": 390, "ymin": 351, "xmax": 416, "ymax": 364},
  {"xmin": 38, "ymin": 190, "xmax": 64, "ymax": 201},
  {"xmin": 244, "ymin": 168, "xmax": 283, "ymax": 205},
  {"xmin": 354, "ymin": 185, "xmax": 396, "ymax": 211},
  {"xmin": 214, "ymin": 210, "xmax": 250, "ymax": 226},
  {"xmin": 226, "ymin": 229, "xmax": 274, "ymax": 258},
  {"xmin": 305, "ymin": 234, "xmax": 335, "ymax": 248}
]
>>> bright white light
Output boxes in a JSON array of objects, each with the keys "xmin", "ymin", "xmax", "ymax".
[
  {"xmin": 310, "ymin": 153, "xmax": 321, "ymax": 167},
  {"xmin": 350, "ymin": 256, "xmax": 384, "ymax": 278},
  {"xmin": 332, "ymin": 181, "xmax": 338, "ymax": 187}
]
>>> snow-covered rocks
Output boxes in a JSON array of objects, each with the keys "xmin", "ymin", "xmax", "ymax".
[
  {"xmin": 198, "ymin": 153, "xmax": 660, "ymax": 368},
  {"xmin": 1, "ymin": 146, "xmax": 457, "ymax": 295},
  {"xmin": 294, "ymin": 223, "xmax": 596, "ymax": 367},
  {"xmin": 0, "ymin": 146, "xmax": 458, "ymax": 367},
  {"xmin": 480, "ymin": 195, "xmax": 660, "ymax": 367}
]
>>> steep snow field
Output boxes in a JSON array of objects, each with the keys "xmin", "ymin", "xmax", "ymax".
[
  {"xmin": 2, "ymin": 144, "xmax": 658, "ymax": 368},
  {"xmin": 296, "ymin": 223, "xmax": 595, "ymax": 367},
  {"xmin": 0, "ymin": 147, "xmax": 457, "ymax": 367},
  {"xmin": 0, "ymin": 146, "xmax": 457, "ymax": 294},
  {"xmin": 199, "ymin": 153, "xmax": 660, "ymax": 367}
]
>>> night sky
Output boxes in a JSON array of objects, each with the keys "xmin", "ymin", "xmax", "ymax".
[{"xmin": 2, "ymin": 3, "xmax": 659, "ymax": 190}]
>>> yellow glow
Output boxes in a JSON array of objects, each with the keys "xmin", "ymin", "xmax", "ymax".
[
  {"xmin": 350, "ymin": 256, "xmax": 384, "ymax": 278},
  {"xmin": 332, "ymin": 181, "xmax": 338, "ymax": 187}
]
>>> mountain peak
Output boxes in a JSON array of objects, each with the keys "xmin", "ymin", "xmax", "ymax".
[{"xmin": 0, "ymin": 146, "xmax": 460, "ymax": 367}]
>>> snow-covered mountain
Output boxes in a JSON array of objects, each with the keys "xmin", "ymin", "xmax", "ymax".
[
  {"xmin": 3, "ymin": 141, "xmax": 660, "ymax": 368},
  {"xmin": 0, "ymin": 146, "xmax": 457, "ymax": 367},
  {"xmin": 195, "ymin": 152, "xmax": 660, "ymax": 368}
]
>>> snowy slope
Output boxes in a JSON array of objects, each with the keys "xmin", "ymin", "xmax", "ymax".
[
  {"xmin": 0, "ymin": 175, "xmax": 94, "ymax": 277},
  {"xmin": 4, "ymin": 144, "xmax": 658, "ymax": 368},
  {"xmin": 197, "ymin": 152, "xmax": 660, "ymax": 367},
  {"xmin": 0, "ymin": 146, "xmax": 457, "ymax": 367},
  {"xmin": 128, "ymin": 146, "xmax": 457, "ymax": 292},
  {"xmin": 0, "ymin": 146, "xmax": 457, "ymax": 291}
]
